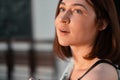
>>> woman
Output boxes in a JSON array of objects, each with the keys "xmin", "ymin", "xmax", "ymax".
[{"xmin": 54, "ymin": 0, "xmax": 120, "ymax": 80}]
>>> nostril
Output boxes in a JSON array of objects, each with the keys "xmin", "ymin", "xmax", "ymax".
[{"xmin": 61, "ymin": 17, "xmax": 70, "ymax": 24}]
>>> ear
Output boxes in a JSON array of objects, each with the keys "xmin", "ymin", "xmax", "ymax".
[{"xmin": 98, "ymin": 19, "xmax": 108, "ymax": 31}]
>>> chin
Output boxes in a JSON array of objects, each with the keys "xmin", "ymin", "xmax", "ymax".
[{"xmin": 59, "ymin": 41, "xmax": 70, "ymax": 46}]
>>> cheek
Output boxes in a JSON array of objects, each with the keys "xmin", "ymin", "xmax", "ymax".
[
  {"xmin": 55, "ymin": 15, "xmax": 62, "ymax": 28},
  {"xmin": 54, "ymin": 18, "xmax": 60, "ymax": 36},
  {"xmin": 54, "ymin": 18, "xmax": 58, "ymax": 27},
  {"xmin": 71, "ymin": 19, "xmax": 87, "ymax": 33},
  {"xmin": 71, "ymin": 18, "xmax": 98, "ymax": 39}
]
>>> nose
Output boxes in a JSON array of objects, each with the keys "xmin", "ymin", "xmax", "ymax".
[{"xmin": 59, "ymin": 12, "xmax": 70, "ymax": 24}]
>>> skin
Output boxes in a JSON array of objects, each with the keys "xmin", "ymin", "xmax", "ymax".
[
  {"xmin": 55, "ymin": 0, "xmax": 118, "ymax": 80},
  {"xmin": 55, "ymin": 0, "xmax": 98, "ymax": 47}
]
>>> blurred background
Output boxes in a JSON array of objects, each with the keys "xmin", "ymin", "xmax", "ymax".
[{"xmin": 0, "ymin": 0, "xmax": 69, "ymax": 80}]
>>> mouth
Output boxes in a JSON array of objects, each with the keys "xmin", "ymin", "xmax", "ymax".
[
  {"xmin": 60, "ymin": 29, "xmax": 69, "ymax": 33},
  {"xmin": 58, "ymin": 28, "xmax": 70, "ymax": 35}
]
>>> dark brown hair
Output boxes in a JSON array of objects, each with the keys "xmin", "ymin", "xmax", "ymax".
[{"xmin": 53, "ymin": 0, "xmax": 120, "ymax": 65}]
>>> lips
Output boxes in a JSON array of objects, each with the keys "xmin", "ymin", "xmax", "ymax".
[
  {"xmin": 60, "ymin": 29, "xmax": 69, "ymax": 33},
  {"xmin": 58, "ymin": 27, "xmax": 70, "ymax": 35}
]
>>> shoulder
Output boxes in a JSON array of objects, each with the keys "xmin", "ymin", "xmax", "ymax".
[{"xmin": 83, "ymin": 62, "xmax": 118, "ymax": 80}]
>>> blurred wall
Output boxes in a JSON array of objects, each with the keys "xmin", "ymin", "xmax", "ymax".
[
  {"xmin": 31, "ymin": 0, "xmax": 57, "ymax": 40},
  {"xmin": 0, "ymin": 0, "xmax": 69, "ymax": 80}
]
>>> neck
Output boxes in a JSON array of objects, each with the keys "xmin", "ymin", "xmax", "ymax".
[{"xmin": 70, "ymin": 45, "xmax": 98, "ymax": 70}]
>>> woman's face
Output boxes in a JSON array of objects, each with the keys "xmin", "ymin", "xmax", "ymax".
[{"xmin": 55, "ymin": 0, "xmax": 99, "ymax": 47}]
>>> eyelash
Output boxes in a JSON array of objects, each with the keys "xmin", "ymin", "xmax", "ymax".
[
  {"xmin": 59, "ymin": 7, "xmax": 65, "ymax": 12},
  {"xmin": 59, "ymin": 7, "xmax": 82, "ymax": 14},
  {"xmin": 73, "ymin": 9, "xmax": 82, "ymax": 14}
]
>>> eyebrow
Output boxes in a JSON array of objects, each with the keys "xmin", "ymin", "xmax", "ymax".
[{"xmin": 60, "ymin": 2, "xmax": 88, "ymax": 10}]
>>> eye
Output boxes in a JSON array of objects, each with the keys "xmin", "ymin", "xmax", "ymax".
[
  {"xmin": 59, "ymin": 7, "xmax": 65, "ymax": 12},
  {"xmin": 74, "ymin": 9, "xmax": 82, "ymax": 14}
]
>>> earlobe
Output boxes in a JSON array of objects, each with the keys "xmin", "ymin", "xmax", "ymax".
[{"xmin": 98, "ymin": 20, "xmax": 108, "ymax": 31}]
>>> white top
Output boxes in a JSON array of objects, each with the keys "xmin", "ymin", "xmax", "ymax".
[
  {"xmin": 60, "ymin": 59, "xmax": 74, "ymax": 80},
  {"xmin": 59, "ymin": 59, "xmax": 120, "ymax": 80}
]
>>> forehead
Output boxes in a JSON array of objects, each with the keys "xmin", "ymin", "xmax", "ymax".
[
  {"xmin": 59, "ymin": 0, "xmax": 94, "ymax": 10},
  {"xmin": 59, "ymin": 0, "xmax": 94, "ymax": 12},
  {"xmin": 60, "ymin": 0, "xmax": 88, "ymax": 5}
]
